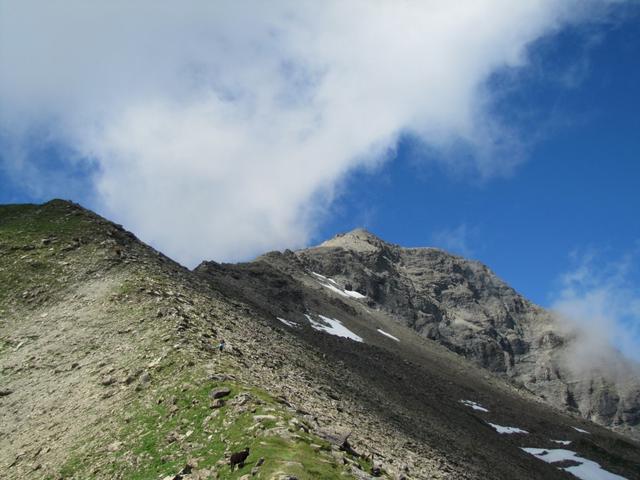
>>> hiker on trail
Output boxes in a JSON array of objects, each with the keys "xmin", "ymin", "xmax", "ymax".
[{"xmin": 218, "ymin": 339, "xmax": 226, "ymax": 352}]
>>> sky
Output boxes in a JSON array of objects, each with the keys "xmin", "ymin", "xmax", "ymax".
[{"xmin": 0, "ymin": 1, "xmax": 639, "ymax": 362}]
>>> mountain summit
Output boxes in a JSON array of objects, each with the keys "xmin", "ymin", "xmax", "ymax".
[
  {"xmin": 298, "ymin": 229, "xmax": 640, "ymax": 438},
  {"xmin": 319, "ymin": 228, "xmax": 393, "ymax": 252},
  {"xmin": 2, "ymin": 201, "xmax": 639, "ymax": 479}
]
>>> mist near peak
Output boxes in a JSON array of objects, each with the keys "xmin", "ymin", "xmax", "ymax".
[{"xmin": 551, "ymin": 250, "xmax": 640, "ymax": 375}]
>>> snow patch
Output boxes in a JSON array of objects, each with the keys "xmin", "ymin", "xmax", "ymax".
[
  {"xmin": 487, "ymin": 423, "xmax": 528, "ymax": 434},
  {"xmin": 522, "ymin": 448, "xmax": 627, "ymax": 480},
  {"xmin": 377, "ymin": 329, "xmax": 400, "ymax": 342},
  {"xmin": 321, "ymin": 282, "xmax": 351, "ymax": 298},
  {"xmin": 572, "ymin": 427, "xmax": 590, "ymax": 434},
  {"xmin": 343, "ymin": 288, "xmax": 366, "ymax": 299},
  {"xmin": 311, "ymin": 272, "xmax": 366, "ymax": 299},
  {"xmin": 312, "ymin": 271, "xmax": 340, "ymax": 286},
  {"xmin": 460, "ymin": 400, "xmax": 488, "ymax": 412},
  {"xmin": 277, "ymin": 317, "xmax": 298, "ymax": 328},
  {"xmin": 551, "ymin": 439, "xmax": 572, "ymax": 445},
  {"xmin": 311, "ymin": 272, "xmax": 328, "ymax": 281},
  {"xmin": 305, "ymin": 314, "xmax": 363, "ymax": 343}
]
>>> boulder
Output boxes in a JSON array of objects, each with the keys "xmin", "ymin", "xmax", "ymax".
[{"xmin": 209, "ymin": 387, "xmax": 231, "ymax": 399}]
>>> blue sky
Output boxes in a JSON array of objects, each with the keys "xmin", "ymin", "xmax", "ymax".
[
  {"xmin": 319, "ymin": 12, "xmax": 640, "ymax": 307},
  {"xmin": 1, "ymin": 2, "xmax": 639, "ymax": 360}
]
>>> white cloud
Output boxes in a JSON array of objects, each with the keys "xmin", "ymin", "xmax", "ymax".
[
  {"xmin": 0, "ymin": 0, "xmax": 623, "ymax": 265},
  {"xmin": 431, "ymin": 224, "xmax": 475, "ymax": 257},
  {"xmin": 551, "ymin": 249, "xmax": 640, "ymax": 370}
]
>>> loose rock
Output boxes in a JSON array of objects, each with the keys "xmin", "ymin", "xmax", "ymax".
[{"xmin": 209, "ymin": 387, "xmax": 231, "ymax": 399}]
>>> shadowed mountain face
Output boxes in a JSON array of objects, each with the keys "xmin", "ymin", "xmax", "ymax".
[{"xmin": 2, "ymin": 201, "xmax": 640, "ymax": 480}]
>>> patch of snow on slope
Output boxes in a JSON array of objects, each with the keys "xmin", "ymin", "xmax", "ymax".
[
  {"xmin": 277, "ymin": 317, "xmax": 298, "ymax": 328},
  {"xmin": 343, "ymin": 289, "xmax": 366, "ymax": 299},
  {"xmin": 488, "ymin": 423, "xmax": 528, "ymax": 434},
  {"xmin": 311, "ymin": 272, "xmax": 366, "ymax": 299},
  {"xmin": 551, "ymin": 440, "xmax": 571, "ymax": 445},
  {"xmin": 572, "ymin": 427, "xmax": 590, "ymax": 434},
  {"xmin": 377, "ymin": 329, "xmax": 400, "ymax": 342},
  {"xmin": 460, "ymin": 400, "xmax": 488, "ymax": 412},
  {"xmin": 312, "ymin": 272, "xmax": 336, "ymax": 284},
  {"xmin": 522, "ymin": 448, "xmax": 627, "ymax": 480},
  {"xmin": 321, "ymin": 282, "xmax": 351, "ymax": 298},
  {"xmin": 304, "ymin": 314, "xmax": 363, "ymax": 342}
]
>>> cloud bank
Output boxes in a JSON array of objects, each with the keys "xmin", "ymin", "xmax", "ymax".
[
  {"xmin": 0, "ymin": 1, "xmax": 622, "ymax": 265},
  {"xmin": 552, "ymin": 249, "xmax": 640, "ymax": 370}
]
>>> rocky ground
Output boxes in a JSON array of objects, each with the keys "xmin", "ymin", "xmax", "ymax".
[{"xmin": 1, "ymin": 201, "xmax": 639, "ymax": 479}]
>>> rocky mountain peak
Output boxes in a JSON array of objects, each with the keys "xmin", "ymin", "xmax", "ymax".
[
  {"xmin": 318, "ymin": 228, "xmax": 392, "ymax": 252},
  {"xmin": 318, "ymin": 228, "xmax": 459, "ymax": 261},
  {"xmin": 292, "ymin": 231, "xmax": 640, "ymax": 440}
]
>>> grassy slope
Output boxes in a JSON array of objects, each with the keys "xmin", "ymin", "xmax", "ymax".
[
  {"xmin": 0, "ymin": 201, "xmax": 101, "ymax": 307},
  {"xmin": 0, "ymin": 202, "xmax": 373, "ymax": 480},
  {"xmin": 58, "ymin": 363, "xmax": 370, "ymax": 480}
]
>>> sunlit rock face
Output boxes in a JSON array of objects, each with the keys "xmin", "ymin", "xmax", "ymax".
[{"xmin": 289, "ymin": 229, "xmax": 640, "ymax": 439}]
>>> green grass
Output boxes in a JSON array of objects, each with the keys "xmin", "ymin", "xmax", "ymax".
[
  {"xmin": 0, "ymin": 201, "xmax": 94, "ymax": 239},
  {"xmin": 3, "ymin": 202, "xmax": 379, "ymax": 479},
  {"xmin": 56, "ymin": 365, "xmax": 369, "ymax": 480},
  {"xmin": 0, "ymin": 200, "xmax": 106, "ymax": 307}
]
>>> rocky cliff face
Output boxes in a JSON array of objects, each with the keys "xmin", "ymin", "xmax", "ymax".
[{"xmin": 287, "ymin": 228, "xmax": 640, "ymax": 439}]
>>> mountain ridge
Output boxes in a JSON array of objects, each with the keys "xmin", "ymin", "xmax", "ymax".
[{"xmin": 2, "ymin": 200, "xmax": 639, "ymax": 479}]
